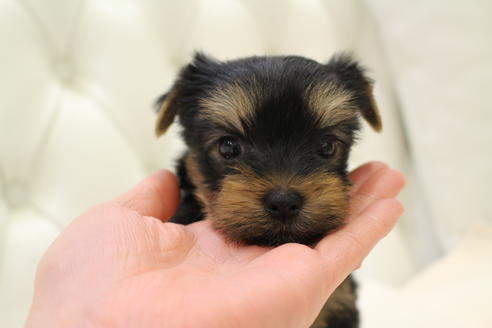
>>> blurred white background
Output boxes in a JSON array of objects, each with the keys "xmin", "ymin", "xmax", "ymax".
[{"xmin": 1, "ymin": 0, "xmax": 491, "ymax": 327}]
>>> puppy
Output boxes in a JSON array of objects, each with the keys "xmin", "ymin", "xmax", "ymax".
[{"xmin": 155, "ymin": 53, "xmax": 381, "ymax": 328}]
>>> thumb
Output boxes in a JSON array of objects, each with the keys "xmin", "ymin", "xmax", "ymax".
[{"xmin": 115, "ymin": 170, "xmax": 180, "ymax": 220}]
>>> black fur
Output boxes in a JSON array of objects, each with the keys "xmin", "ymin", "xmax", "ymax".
[
  {"xmin": 163, "ymin": 53, "xmax": 368, "ymax": 205},
  {"xmin": 170, "ymin": 154, "xmax": 203, "ymax": 224},
  {"xmin": 157, "ymin": 53, "xmax": 379, "ymax": 328},
  {"xmin": 324, "ymin": 276, "xmax": 359, "ymax": 328}
]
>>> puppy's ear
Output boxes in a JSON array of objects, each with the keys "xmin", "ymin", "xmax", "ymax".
[
  {"xmin": 155, "ymin": 52, "xmax": 218, "ymax": 137},
  {"xmin": 155, "ymin": 90, "xmax": 179, "ymax": 137},
  {"xmin": 326, "ymin": 54, "xmax": 382, "ymax": 132}
]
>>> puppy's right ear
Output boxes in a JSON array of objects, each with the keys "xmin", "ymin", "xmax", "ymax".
[
  {"xmin": 155, "ymin": 52, "xmax": 219, "ymax": 137},
  {"xmin": 155, "ymin": 89, "xmax": 179, "ymax": 137}
]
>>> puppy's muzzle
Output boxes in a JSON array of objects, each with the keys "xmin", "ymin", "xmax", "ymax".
[{"xmin": 263, "ymin": 188, "xmax": 303, "ymax": 221}]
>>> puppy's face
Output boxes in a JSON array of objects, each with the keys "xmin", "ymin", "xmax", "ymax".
[{"xmin": 156, "ymin": 54, "xmax": 381, "ymax": 246}]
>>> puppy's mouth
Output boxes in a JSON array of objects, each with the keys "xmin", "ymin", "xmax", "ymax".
[{"xmin": 210, "ymin": 205, "xmax": 344, "ymax": 246}]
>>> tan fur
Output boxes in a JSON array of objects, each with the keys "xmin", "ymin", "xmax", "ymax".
[
  {"xmin": 311, "ymin": 278, "xmax": 357, "ymax": 328},
  {"xmin": 184, "ymin": 153, "xmax": 212, "ymax": 210},
  {"xmin": 155, "ymin": 89, "xmax": 178, "ymax": 137},
  {"xmin": 362, "ymin": 85, "xmax": 382, "ymax": 132},
  {"xmin": 199, "ymin": 81, "xmax": 259, "ymax": 134},
  {"xmin": 210, "ymin": 166, "xmax": 349, "ymax": 243},
  {"xmin": 308, "ymin": 81, "xmax": 382, "ymax": 132},
  {"xmin": 307, "ymin": 82, "xmax": 357, "ymax": 127}
]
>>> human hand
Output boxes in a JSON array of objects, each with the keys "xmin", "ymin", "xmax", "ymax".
[{"xmin": 25, "ymin": 162, "xmax": 404, "ymax": 328}]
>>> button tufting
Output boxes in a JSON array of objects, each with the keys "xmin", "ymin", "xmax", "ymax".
[{"xmin": 3, "ymin": 180, "xmax": 28, "ymax": 208}]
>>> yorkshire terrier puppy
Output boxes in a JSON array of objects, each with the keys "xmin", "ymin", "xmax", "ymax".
[{"xmin": 155, "ymin": 53, "xmax": 381, "ymax": 328}]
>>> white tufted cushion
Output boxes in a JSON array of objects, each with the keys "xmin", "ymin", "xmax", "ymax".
[{"xmin": 1, "ymin": 0, "xmax": 491, "ymax": 327}]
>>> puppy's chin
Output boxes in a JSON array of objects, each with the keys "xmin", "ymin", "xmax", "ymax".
[
  {"xmin": 209, "ymin": 207, "xmax": 347, "ymax": 247},
  {"xmin": 244, "ymin": 233, "xmax": 326, "ymax": 247},
  {"xmin": 222, "ymin": 224, "xmax": 340, "ymax": 247}
]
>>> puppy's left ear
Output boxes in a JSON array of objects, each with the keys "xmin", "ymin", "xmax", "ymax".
[{"xmin": 326, "ymin": 54, "xmax": 382, "ymax": 132}]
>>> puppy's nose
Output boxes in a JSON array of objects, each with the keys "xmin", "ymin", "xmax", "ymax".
[{"xmin": 263, "ymin": 189, "xmax": 303, "ymax": 220}]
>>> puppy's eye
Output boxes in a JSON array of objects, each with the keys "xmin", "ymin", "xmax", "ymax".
[
  {"xmin": 218, "ymin": 137, "xmax": 242, "ymax": 160},
  {"xmin": 318, "ymin": 136, "xmax": 337, "ymax": 158}
]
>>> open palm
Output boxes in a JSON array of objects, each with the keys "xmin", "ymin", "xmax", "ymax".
[{"xmin": 26, "ymin": 162, "xmax": 404, "ymax": 328}]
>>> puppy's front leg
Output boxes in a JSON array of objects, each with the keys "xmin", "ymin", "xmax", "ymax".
[
  {"xmin": 170, "ymin": 153, "xmax": 204, "ymax": 224},
  {"xmin": 311, "ymin": 276, "xmax": 359, "ymax": 328}
]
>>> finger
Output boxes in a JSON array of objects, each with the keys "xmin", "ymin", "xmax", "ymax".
[
  {"xmin": 316, "ymin": 199, "xmax": 404, "ymax": 281},
  {"xmin": 247, "ymin": 242, "xmax": 332, "ymax": 319},
  {"xmin": 188, "ymin": 219, "xmax": 270, "ymax": 265},
  {"xmin": 349, "ymin": 168, "xmax": 405, "ymax": 218},
  {"xmin": 348, "ymin": 161, "xmax": 388, "ymax": 193},
  {"xmin": 115, "ymin": 170, "xmax": 180, "ymax": 220}
]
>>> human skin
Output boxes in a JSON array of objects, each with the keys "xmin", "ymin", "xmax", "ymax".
[{"xmin": 25, "ymin": 162, "xmax": 404, "ymax": 328}]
